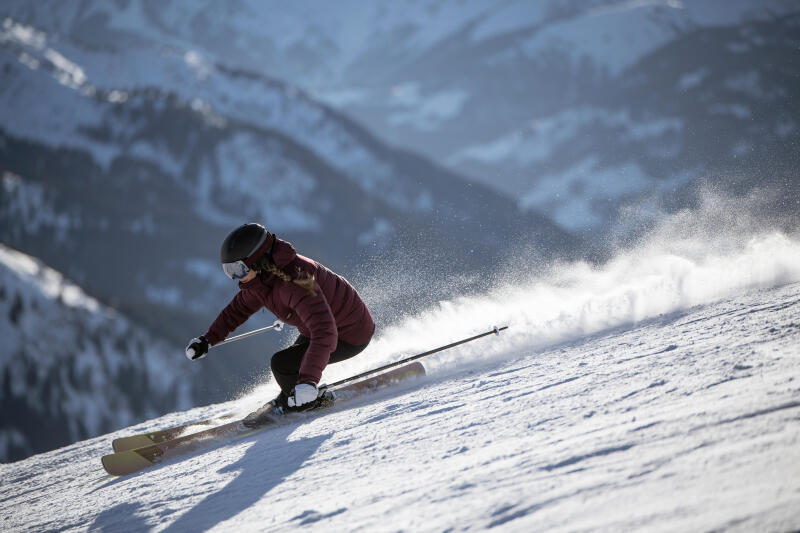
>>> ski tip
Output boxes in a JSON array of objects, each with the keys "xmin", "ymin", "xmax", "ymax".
[
  {"xmin": 101, "ymin": 450, "xmax": 157, "ymax": 477},
  {"xmin": 112, "ymin": 435, "xmax": 159, "ymax": 453}
]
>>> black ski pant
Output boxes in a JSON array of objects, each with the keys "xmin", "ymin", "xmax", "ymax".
[{"xmin": 270, "ymin": 335, "xmax": 369, "ymax": 394}]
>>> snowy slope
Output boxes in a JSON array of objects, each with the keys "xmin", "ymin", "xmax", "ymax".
[
  {"xmin": 0, "ymin": 244, "xmax": 194, "ymax": 462},
  {"xmin": 2, "ymin": 205, "xmax": 799, "ymax": 531}
]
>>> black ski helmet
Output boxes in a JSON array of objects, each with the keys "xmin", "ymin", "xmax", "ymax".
[{"xmin": 220, "ymin": 223, "xmax": 270, "ymax": 266}]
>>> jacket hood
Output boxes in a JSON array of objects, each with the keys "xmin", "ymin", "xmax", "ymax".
[{"xmin": 270, "ymin": 237, "xmax": 298, "ymax": 269}]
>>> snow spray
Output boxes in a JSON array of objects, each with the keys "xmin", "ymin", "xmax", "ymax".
[
  {"xmin": 239, "ymin": 190, "xmax": 800, "ymax": 403},
  {"xmin": 325, "ymin": 190, "xmax": 800, "ymax": 383}
]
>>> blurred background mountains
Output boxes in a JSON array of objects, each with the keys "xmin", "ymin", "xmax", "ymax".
[{"xmin": 1, "ymin": 0, "xmax": 798, "ymax": 462}]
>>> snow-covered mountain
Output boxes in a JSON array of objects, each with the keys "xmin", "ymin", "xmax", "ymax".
[
  {"xmin": 2, "ymin": 207, "xmax": 799, "ymax": 530},
  {"xmin": 449, "ymin": 9, "xmax": 800, "ymax": 233},
  {"xmin": 0, "ymin": 9, "xmax": 572, "ymax": 256},
  {"xmin": 11, "ymin": 0, "xmax": 792, "ymax": 235},
  {"xmin": 0, "ymin": 244, "xmax": 194, "ymax": 462}
]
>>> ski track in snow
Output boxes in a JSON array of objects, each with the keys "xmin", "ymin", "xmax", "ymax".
[{"xmin": 1, "ymin": 280, "xmax": 799, "ymax": 532}]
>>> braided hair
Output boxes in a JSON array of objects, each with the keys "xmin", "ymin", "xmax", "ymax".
[{"xmin": 253, "ymin": 254, "xmax": 317, "ymax": 296}]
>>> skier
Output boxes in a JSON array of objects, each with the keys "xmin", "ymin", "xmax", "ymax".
[{"xmin": 185, "ymin": 223, "xmax": 375, "ymax": 422}]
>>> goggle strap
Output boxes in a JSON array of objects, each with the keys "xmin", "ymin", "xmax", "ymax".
[{"xmin": 245, "ymin": 233, "xmax": 268, "ymax": 263}]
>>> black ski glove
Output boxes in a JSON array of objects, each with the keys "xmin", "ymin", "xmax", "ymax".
[{"xmin": 185, "ymin": 336, "xmax": 210, "ymax": 361}]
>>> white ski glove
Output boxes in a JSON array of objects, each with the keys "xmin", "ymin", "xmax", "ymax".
[
  {"xmin": 287, "ymin": 383, "xmax": 318, "ymax": 408},
  {"xmin": 185, "ymin": 336, "xmax": 210, "ymax": 361}
]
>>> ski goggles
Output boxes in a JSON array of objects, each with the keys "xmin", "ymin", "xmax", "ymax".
[{"xmin": 222, "ymin": 260, "xmax": 250, "ymax": 280}]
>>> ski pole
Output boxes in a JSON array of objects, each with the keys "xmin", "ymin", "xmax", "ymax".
[
  {"xmin": 325, "ymin": 325, "xmax": 508, "ymax": 389},
  {"xmin": 213, "ymin": 320, "xmax": 284, "ymax": 347}
]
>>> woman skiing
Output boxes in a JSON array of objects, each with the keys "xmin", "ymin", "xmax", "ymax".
[{"xmin": 185, "ymin": 223, "xmax": 375, "ymax": 421}]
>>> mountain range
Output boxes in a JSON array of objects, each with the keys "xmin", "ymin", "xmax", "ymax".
[{"xmin": 26, "ymin": 0, "xmax": 791, "ymax": 234}]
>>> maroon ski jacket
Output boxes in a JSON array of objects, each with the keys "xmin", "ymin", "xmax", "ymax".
[{"xmin": 204, "ymin": 237, "xmax": 375, "ymax": 384}]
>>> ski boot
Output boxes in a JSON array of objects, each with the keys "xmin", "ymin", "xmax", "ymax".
[
  {"xmin": 242, "ymin": 392, "xmax": 288, "ymax": 428},
  {"xmin": 283, "ymin": 387, "xmax": 335, "ymax": 413}
]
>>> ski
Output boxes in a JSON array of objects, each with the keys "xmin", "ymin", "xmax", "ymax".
[
  {"xmin": 102, "ymin": 415, "xmax": 281, "ymax": 477},
  {"xmin": 110, "ymin": 361, "xmax": 425, "ymax": 453},
  {"xmin": 111, "ymin": 416, "xmax": 239, "ymax": 453},
  {"xmin": 102, "ymin": 361, "xmax": 425, "ymax": 476},
  {"xmin": 324, "ymin": 360, "xmax": 425, "ymax": 398}
]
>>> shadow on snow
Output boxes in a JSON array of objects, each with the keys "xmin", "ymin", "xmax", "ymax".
[{"xmin": 88, "ymin": 426, "xmax": 332, "ymax": 532}]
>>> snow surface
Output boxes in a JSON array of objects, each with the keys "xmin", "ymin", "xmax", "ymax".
[
  {"xmin": 2, "ymin": 202, "xmax": 799, "ymax": 531},
  {"xmin": 0, "ymin": 244, "xmax": 100, "ymax": 314}
]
